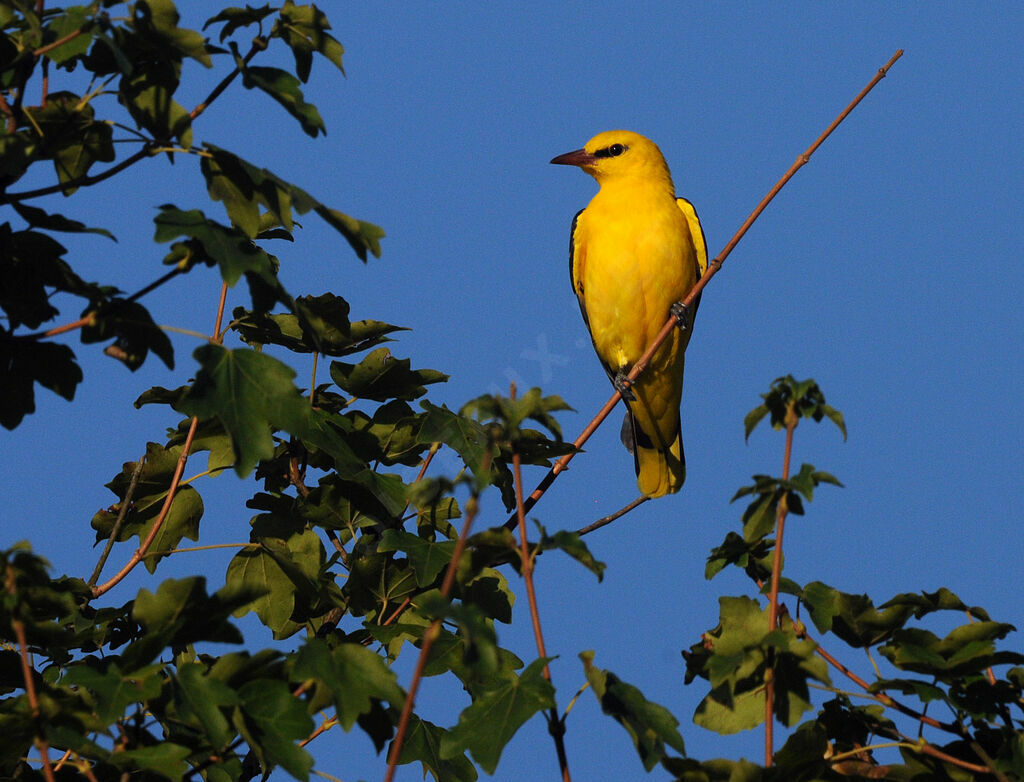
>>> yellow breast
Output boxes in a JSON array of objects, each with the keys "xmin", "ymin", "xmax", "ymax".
[{"xmin": 575, "ymin": 183, "xmax": 698, "ymax": 370}]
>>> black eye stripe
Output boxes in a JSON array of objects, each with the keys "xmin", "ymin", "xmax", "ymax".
[{"xmin": 593, "ymin": 143, "xmax": 628, "ymax": 159}]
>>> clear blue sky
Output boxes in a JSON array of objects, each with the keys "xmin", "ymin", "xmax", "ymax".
[{"xmin": 3, "ymin": 3, "xmax": 1022, "ymax": 780}]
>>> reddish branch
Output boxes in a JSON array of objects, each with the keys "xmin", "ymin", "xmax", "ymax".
[
  {"xmin": 383, "ymin": 453, "xmax": 492, "ymax": 782},
  {"xmin": 764, "ymin": 407, "xmax": 797, "ymax": 765},
  {"xmin": 6, "ymin": 564, "xmax": 57, "ymax": 782},
  {"xmin": 510, "ymin": 385, "xmax": 572, "ymax": 781}
]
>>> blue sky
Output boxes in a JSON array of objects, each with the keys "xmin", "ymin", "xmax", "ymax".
[{"xmin": 3, "ymin": 3, "xmax": 1023, "ymax": 780}]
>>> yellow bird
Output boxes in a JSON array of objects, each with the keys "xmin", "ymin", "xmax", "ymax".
[{"xmin": 551, "ymin": 130, "xmax": 707, "ymax": 497}]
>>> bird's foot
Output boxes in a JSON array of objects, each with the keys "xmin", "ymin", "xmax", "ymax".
[
  {"xmin": 613, "ymin": 371, "xmax": 636, "ymax": 401},
  {"xmin": 670, "ymin": 301, "xmax": 692, "ymax": 332}
]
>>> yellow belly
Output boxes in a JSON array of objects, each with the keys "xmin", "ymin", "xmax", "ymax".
[{"xmin": 577, "ymin": 192, "xmax": 697, "ymax": 371}]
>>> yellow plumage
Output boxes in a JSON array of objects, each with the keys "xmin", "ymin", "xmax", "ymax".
[{"xmin": 551, "ymin": 131, "xmax": 707, "ymax": 497}]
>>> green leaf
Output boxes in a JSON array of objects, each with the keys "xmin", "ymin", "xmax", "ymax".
[
  {"xmin": 204, "ymin": 6, "xmax": 276, "ymax": 42},
  {"xmin": 232, "ymin": 292, "xmax": 407, "ymax": 356},
  {"xmin": 331, "ymin": 347, "xmax": 447, "ymax": 402},
  {"xmin": 580, "ymin": 650, "xmax": 686, "ymax": 770},
  {"xmin": 705, "ymin": 531, "xmax": 773, "ymax": 583},
  {"xmin": 291, "ymin": 639, "xmax": 404, "ymax": 730},
  {"xmin": 154, "ymin": 206, "xmax": 275, "ymax": 287},
  {"xmin": 398, "ymin": 715, "xmax": 477, "ymax": 782},
  {"xmin": 273, "ymin": 0, "xmax": 345, "ymax": 81},
  {"xmin": 177, "ymin": 344, "xmax": 363, "ymax": 476},
  {"xmin": 175, "ymin": 661, "xmax": 238, "ymax": 749},
  {"xmin": 110, "ymin": 743, "xmax": 191, "ymax": 780},
  {"xmin": 124, "ymin": 577, "xmax": 252, "ymax": 668},
  {"xmin": 134, "ymin": 0, "xmax": 212, "ymax": 67},
  {"xmin": 537, "ymin": 525, "xmax": 605, "ymax": 581},
  {"xmin": 0, "ymin": 339, "xmax": 82, "ymax": 429},
  {"xmin": 40, "ymin": 6, "xmax": 94, "ymax": 65},
  {"xmin": 237, "ymin": 678, "xmax": 314, "ymax": 780},
  {"xmin": 743, "ymin": 403, "xmax": 769, "ymax": 441},
  {"xmin": 11, "ymin": 203, "xmax": 115, "ymax": 240},
  {"xmin": 241, "ymin": 63, "xmax": 325, "ymax": 137},
  {"xmin": 417, "ymin": 402, "xmax": 494, "ymax": 485},
  {"xmin": 120, "ymin": 67, "xmax": 192, "ymax": 145},
  {"xmin": 60, "ymin": 660, "xmax": 163, "ymax": 724},
  {"xmin": 686, "ymin": 597, "xmax": 829, "ymax": 735},
  {"xmin": 90, "ymin": 442, "xmax": 202, "ymax": 572},
  {"xmin": 799, "ymin": 582, "xmax": 916, "ymax": 647},
  {"xmin": 199, "ymin": 144, "xmax": 385, "ymax": 258},
  {"xmin": 28, "ymin": 91, "xmax": 115, "ymax": 192},
  {"xmin": 440, "ymin": 657, "xmax": 555, "ymax": 774},
  {"xmin": 880, "ymin": 588, "xmax": 991, "ymax": 622},
  {"xmin": 379, "ymin": 529, "xmax": 456, "ymax": 588},
  {"xmin": 225, "ymin": 522, "xmax": 323, "ymax": 638}
]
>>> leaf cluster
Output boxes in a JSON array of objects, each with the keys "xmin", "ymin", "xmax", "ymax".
[{"xmin": 685, "ymin": 378, "xmax": 1024, "ymax": 780}]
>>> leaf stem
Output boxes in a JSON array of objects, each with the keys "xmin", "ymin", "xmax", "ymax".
[{"xmin": 506, "ymin": 50, "xmax": 904, "ymax": 528}]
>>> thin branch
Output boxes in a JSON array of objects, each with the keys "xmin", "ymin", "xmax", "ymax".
[
  {"xmin": 576, "ymin": 495, "xmax": 649, "ymax": 536},
  {"xmin": 34, "ymin": 26, "xmax": 89, "ymax": 58},
  {"xmin": 510, "ymin": 384, "xmax": 571, "ymax": 781},
  {"xmin": 0, "ymin": 145, "xmax": 155, "ymax": 203},
  {"xmin": 765, "ymin": 407, "xmax": 797, "ymax": 765},
  {"xmin": 87, "ymin": 453, "xmax": 146, "ymax": 587},
  {"xmin": 90, "ymin": 416, "xmax": 200, "ymax": 599},
  {"xmin": 5, "ymin": 564, "xmax": 57, "ymax": 782},
  {"xmin": 806, "ymin": 629, "xmax": 958, "ymax": 734},
  {"xmin": 190, "ymin": 38, "xmax": 266, "ymax": 121},
  {"xmin": 384, "ymin": 453, "xmax": 491, "ymax": 782},
  {"xmin": 505, "ymin": 49, "xmax": 904, "ymax": 529}
]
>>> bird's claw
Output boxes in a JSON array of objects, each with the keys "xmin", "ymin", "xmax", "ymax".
[
  {"xmin": 670, "ymin": 301, "xmax": 692, "ymax": 331},
  {"xmin": 613, "ymin": 372, "xmax": 637, "ymax": 401}
]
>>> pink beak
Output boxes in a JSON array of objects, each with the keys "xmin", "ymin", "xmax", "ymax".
[{"xmin": 550, "ymin": 148, "xmax": 597, "ymax": 167}]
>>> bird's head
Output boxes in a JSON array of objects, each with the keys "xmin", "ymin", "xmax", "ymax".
[{"xmin": 550, "ymin": 130, "xmax": 672, "ymax": 188}]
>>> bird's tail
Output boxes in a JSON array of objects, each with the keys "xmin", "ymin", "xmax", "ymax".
[{"xmin": 621, "ymin": 408, "xmax": 685, "ymax": 497}]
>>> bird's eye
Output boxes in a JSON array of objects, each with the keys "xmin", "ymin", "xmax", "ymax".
[{"xmin": 594, "ymin": 143, "xmax": 628, "ymax": 159}]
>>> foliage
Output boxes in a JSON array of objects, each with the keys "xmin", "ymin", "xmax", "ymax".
[{"xmin": 1, "ymin": 5, "xmax": 1022, "ymax": 782}]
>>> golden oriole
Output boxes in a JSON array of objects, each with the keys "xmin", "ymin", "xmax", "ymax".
[{"xmin": 551, "ymin": 130, "xmax": 707, "ymax": 497}]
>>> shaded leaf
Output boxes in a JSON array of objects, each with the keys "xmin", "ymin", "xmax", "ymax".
[
  {"xmin": 237, "ymin": 678, "xmax": 314, "ymax": 780},
  {"xmin": 537, "ymin": 524, "xmax": 605, "ymax": 581},
  {"xmin": 177, "ymin": 344, "xmax": 363, "ymax": 477},
  {"xmin": 0, "ymin": 339, "xmax": 82, "ymax": 429},
  {"xmin": 331, "ymin": 347, "xmax": 447, "ymax": 402},
  {"xmin": 379, "ymin": 529, "xmax": 456, "ymax": 588},
  {"xmin": 241, "ymin": 63, "xmax": 325, "ymax": 137},
  {"xmin": 440, "ymin": 657, "xmax": 555, "ymax": 774},
  {"xmin": 90, "ymin": 442, "xmax": 202, "ymax": 572},
  {"xmin": 291, "ymin": 639, "xmax": 404, "ymax": 730},
  {"xmin": 398, "ymin": 715, "xmax": 477, "ymax": 782},
  {"xmin": 580, "ymin": 650, "xmax": 686, "ymax": 770},
  {"xmin": 11, "ymin": 202, "xmax": 115, "ymax": 240},
  {"xmin": 273, "ymin": 0, "xmax": 345, "ymax": 81}
]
